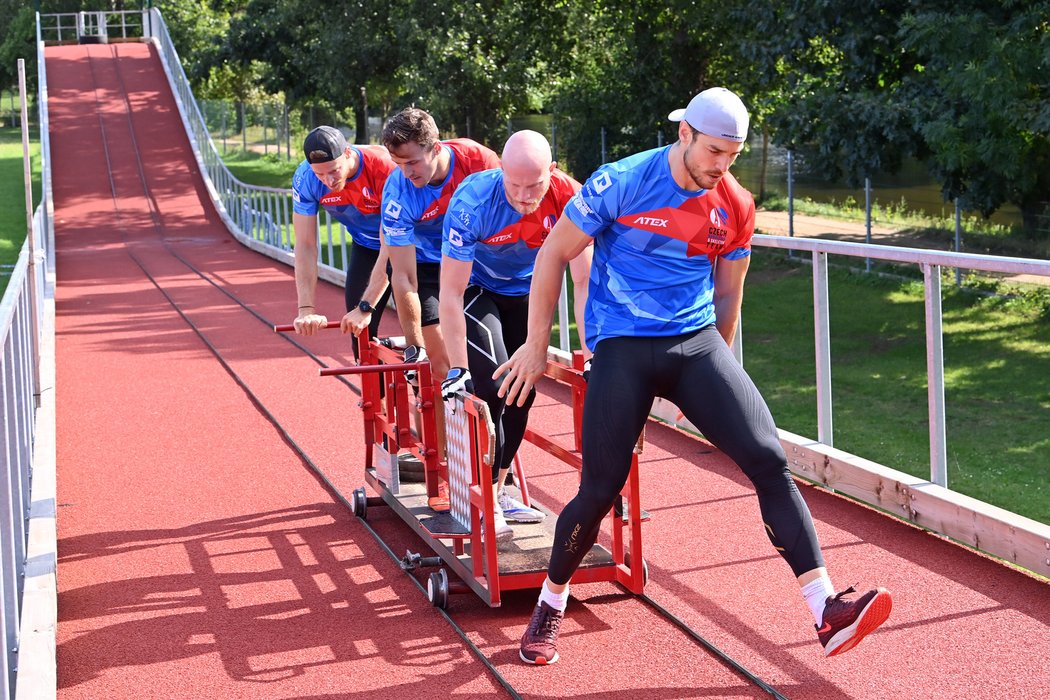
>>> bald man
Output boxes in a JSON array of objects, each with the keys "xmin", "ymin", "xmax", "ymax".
[{"xmin": 439, "ymin": 130, "xmax": 592, "ymax": 542}]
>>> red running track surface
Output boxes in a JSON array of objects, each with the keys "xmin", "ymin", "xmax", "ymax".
[{"xmin": 47, "ymin": 42, "xmax": 1049, "ymax": 699}]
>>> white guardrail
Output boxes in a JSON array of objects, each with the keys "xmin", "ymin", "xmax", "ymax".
[
  {"xmin": 13, "ymin": 7, "xmax": 1050, "ymax": 699},
  {"xmin": 2, "ymin": 18, "xmax": 58, "ymax": 699}
]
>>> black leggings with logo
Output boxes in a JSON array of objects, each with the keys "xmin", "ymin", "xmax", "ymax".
[
  {"xmin": 464, "ymin": 286, "xmax": 536, "ymax": 479},
  {"xmin": 344, "ymin": 243, "xmax": 392, "ymax": 359},
  {"xmin": 547, "ymin": 325, "xmax": 825, "ymax": 584}
]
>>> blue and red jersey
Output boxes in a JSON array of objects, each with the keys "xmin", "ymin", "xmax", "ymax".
[
  {"xmin": 442, "ymin": 168, "xmax": 580, "ymax": 296},
  {"xmin": 565, "ymin": 145, "xmax": 755, "ymax": 350},
  {"xmin": 291, "ymin": 145, "xmax": 395, "ymax": 251},
  {"xmin": 381, "ymin": 139, "xmax": 501, "ymax": 263}
]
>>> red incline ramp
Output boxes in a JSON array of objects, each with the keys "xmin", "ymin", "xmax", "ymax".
[
  {"xmin": 47, "ymin": 42, "xmax": 501, "ymax": 699},
  {"xmin": 45, "ymin": 40, "xmax": 1050, "ymax": 700}
]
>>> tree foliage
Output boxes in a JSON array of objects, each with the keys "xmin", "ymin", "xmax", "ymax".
[{"xmin": 8, "ymin": 0, "xmax": 1048, "ymax": 232}]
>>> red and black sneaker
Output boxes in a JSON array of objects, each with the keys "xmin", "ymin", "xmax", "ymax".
[
  {"xmin": 519, "ymin": 602, "xmax": 564, "ymax": 665},
  {"xmin": 817, "ymin": 585, "xmax": 893, "ymax": 657}
]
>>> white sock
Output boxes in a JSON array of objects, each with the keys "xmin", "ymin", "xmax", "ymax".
[
  {"xmin": 538, "ymin": 580, "xmax": 569, "ymax": 612},
  {"xmin": 802, "ymin": 575, "xmax": 835, "ymax": 625}
]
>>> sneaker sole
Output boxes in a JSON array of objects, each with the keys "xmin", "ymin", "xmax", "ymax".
[
  {"xmin": 824, "ymin": 588, "xmax": 893, "ymax": 657},
  {"xmin": 519, "ymin": 649, "xmax": 559, "ymax": 665},
  {"xmin": 503, "ymin": 511, "xmax": 545, "ymax": 524}
]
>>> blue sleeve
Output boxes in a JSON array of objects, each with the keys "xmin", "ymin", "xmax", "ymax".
[
  {"xmin": 291, "ymin": 162, "xmax": 320, "ymax": 216},
  {"xmin": 381, "ymin": 174, "xmax": 418, "ymax": 247},
  {"xmin": 564, "ymin": 166, "xmax": 621, "ymax": 238},
  {"xmin": 442, "ymin": 191, "xmax": 480, "ymax": 262}
]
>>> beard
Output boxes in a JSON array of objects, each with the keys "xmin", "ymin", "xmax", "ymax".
[
  {"xmin": 683, "ymin": 143, "xmax": 724, "ymax": 190},
  {"xmin": 511, "ymin": 199, "xmax": 542, "ymax": 215}
]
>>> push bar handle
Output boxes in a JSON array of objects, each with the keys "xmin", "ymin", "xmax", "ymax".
[
  {"xmin": 273, "ymin": 321, "xmax": 341, "ymax": 332},
  {"xmin": 320, "ymin": 361, "xmax": 424, "ymax": 377}
]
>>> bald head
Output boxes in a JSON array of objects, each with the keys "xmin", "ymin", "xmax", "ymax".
[{"xmin": 502, "ymin": 130, "xmax": 555, "ymax": 215}]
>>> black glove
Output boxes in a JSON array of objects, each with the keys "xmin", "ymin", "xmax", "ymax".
[
  {"xmin": 582, "ymin": 358, "xmax": 592, "ymax": 383},
  {"xmin": 441, "ymin": 367, "xmax": 474, "ymax": 404},
  {"xmin": 403, "ymin": 345, "xmax": 428, "ymax": 389}
]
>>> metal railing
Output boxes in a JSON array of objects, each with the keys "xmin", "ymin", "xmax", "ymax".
[
  {"xmin": 37, "ymin": 10, "xmax": 147, "ymax": 44},
  {"xmin": 750, "ymin": 234, "xmax": 1050, "ymax": 487},
  {"xmin": 0, "ymin": 31, "xmax": 54, "ymax": 697}
]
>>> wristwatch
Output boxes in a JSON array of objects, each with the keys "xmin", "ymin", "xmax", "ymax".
[{"xmin": 358, "ymin": 300, "xmax": 376, "ymax": 314}]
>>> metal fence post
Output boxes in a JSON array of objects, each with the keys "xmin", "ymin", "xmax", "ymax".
[
  {"xmin": 813, "ymin": 250, "xmax": 833, "ymax": 446},
  {"xmin": 954, "ymin": 199, "xmax": 962, "ymax": 286},
  {"xmin": 787, "ymin": 150, "xmax": 795, "ymax": 258},
  {"xmin": 18, "ymin": 60, "xmax": 41, "ymax": 405},
  {"xmin": 923, "ymin": 263, "xmax": 948, "ymax": 487},
  {"xmin": 600, "ymin": 127, "xmax": 606, "ymax": 164},
  {"xmin": 865, "ymin": 176, "xmax": 872, "ymax": 273}
]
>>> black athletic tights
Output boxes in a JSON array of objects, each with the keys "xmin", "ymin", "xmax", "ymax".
[
  {"xmin": 463, "ymin": 286, "xmax": 536, "ymax": 480},
  {"xmin": 548, "ymin": 325, "xmax": 825, "ymax": 583},
  {"xmin": 344, "ymin": 244, "xmax": 392, "ymax": 359}
]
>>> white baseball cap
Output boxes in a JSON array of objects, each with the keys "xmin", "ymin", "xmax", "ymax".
[{"xmin": 668, "ymin": 87, "xmax": 750, "ymax": 143}]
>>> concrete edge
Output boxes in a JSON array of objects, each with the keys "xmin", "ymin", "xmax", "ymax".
[{"xmin": 15, "ymin": 276, "xmax": 56, "ymax": 700}]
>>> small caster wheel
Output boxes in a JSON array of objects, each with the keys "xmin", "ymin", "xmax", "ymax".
[
  {"xmin": 427, "ymin": 569, "xmax": 449, "ymax": 609},
  {"xmin": 624, "ymin": 551, "xmax": 649, "ymax": 585},
  {"xmin": 351, "ymin": 487, "xmax": 368, "ymax": 519}
]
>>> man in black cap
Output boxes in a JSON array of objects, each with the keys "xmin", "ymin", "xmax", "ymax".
[{"xmin": 291, "ymin": 125, "xmax": 397, "ymax": 358}]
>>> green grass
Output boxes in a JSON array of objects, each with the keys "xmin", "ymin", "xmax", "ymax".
[
  {"xmin": 221, "ymin": 143, "xmax": 1050, "ymax": 524},
  {"xmin": 0, "ymin": 127, "xmax": 41, "ymax": 293},
  {"xmin": 759, "ymin": 193, "xmax": 1050, "ymax": 260},
  {"xmin": 743, "ymin": 251, "xmax": 1049, "ymax": 523},
  {"xmin": 223, "ymin": 148, "xmax": 300, "ymax": 189}
]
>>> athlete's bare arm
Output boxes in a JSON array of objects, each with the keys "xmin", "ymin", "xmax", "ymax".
[
  {"xmin": 387, "ymin": 244, "xmax": 425, "ymax": 347},
  {"xmin": 712, "ymin": 255, "xmax": 750, "ymax": 347},
  {"xmin": 567, "ymin": 244, "xmax": 592, "ymax": 358},
  {"xmin": 497, "ymin": 216, "xmax": 591, "ymax": 406},
  {"xmin": 343, "ymin": 241, "xmax": 392, "ymax": 335},
  {"xmin": 438, "ymin": 256, "xmax": 473, "ymax": 369},
  {"xmin": 292, "ymin": 212, "xmax": 329, "ymax": 335}
]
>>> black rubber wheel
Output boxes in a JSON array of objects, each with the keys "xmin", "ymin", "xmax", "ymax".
[
  {"xmin": 427, "ymin": 569, "xmax": 449, "ymax": 609},
  {"xmin": 351, "ymin": 487, "xmax": 368, "ymax": 519}
]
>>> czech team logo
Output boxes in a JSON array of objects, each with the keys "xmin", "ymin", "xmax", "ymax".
[
  {"xmin": 543, "ymin": 214, "xmax": 556, "ymax": 231},
  {"xmin": 708, "ymin": 206, "xmax": 729, "ymax": 247},
  {"xmin": 361, "ymin": 186, "xmax": 378, "ymax": 207}
]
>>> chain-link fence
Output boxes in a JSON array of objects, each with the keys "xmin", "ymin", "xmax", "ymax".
[
  {"xmin": 197, "ymin": 99, "xmax": 384, "ymax": 160},
  {"xmin": 0, "ymin": 90, "xmax": 35, "ymax": 130}
]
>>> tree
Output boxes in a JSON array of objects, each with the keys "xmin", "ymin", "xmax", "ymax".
[
  {"xmin": 733, "ymin": 0, "xmax": 1050, "ymax": 233},
  {"xmin": 898, "ymin": 3, "xmax": 1050, "ymax": 230},
  {"xmin": 0, "ymin": 6, "xmax": 36, "ymax": 95},
  {"xmin": 548, "ymin": 0, "xmax": 737, "ymax": 179}
]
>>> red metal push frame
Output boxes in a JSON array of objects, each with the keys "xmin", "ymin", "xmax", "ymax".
[{"xmin": 274, "ymin": 323, "xmax": 648, "ymax": 607}]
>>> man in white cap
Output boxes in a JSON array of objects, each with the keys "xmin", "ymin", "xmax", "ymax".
[{"xmin": 498, "ymin": 87, "xmax": 893, "ymax": 665}]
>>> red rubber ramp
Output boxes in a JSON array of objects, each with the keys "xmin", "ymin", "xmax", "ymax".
[{"xmin": 47, "ymin": 42, "xmax": 502, "ymax": 699}]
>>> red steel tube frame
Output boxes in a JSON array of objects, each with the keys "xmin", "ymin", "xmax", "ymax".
[{"xmin": 275, "ymin": 323, "xmax": 647, "ymax": 603}]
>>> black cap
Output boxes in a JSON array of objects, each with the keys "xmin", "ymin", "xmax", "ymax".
[{"xmin": 303, "ymin": 126, "xmax": 348, "ymax": 164}]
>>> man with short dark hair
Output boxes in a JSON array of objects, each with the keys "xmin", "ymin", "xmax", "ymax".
[
  {"xmin": 379, "ymin": 107, "xmax": 501, "ymax": 511},
  {"xmin": 498, "ymin": 88, "xmax": 893, "ymax": 665},
  {"xmin": 291, "ymin": 126, "xmax": 395, "ymax": 358}
]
